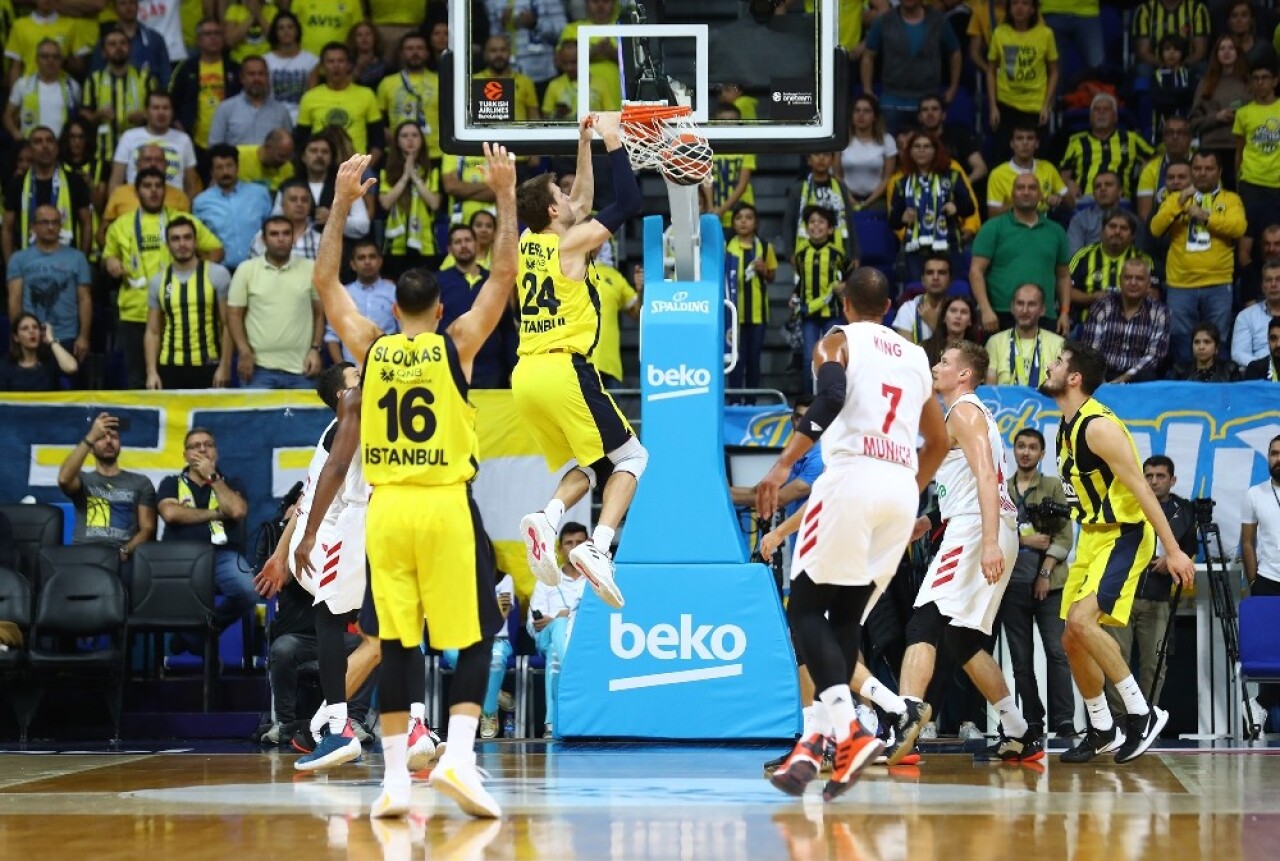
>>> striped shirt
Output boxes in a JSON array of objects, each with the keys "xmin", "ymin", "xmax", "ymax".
[
  {"xmin": 726, "ymin": 235, "xmax": 776, "ymax": 326},
  {"xmin": 793, "ymin": 243, "xmax": 845, "ymax": 321},
  {"xmin": 1060, "ymin": 130, "xmax": 1155, "ymax": 201},
  {"xmin": 1069, "ymin": 242, "xmax": 1157, "ymax": 306},
  {"xmin": 1131, "ymin": 0, "xmax": 1211, "ymax": 46}
]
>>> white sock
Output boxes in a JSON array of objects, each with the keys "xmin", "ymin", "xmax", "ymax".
[
  {"xmin": 811, "ymin": 700, "xmax": 832, "ymax": 738},
  {"xmin": 327, "ymin": 701, "xmax": 348, "ymax": 735},
  {"xmin": 440, "ymin": 714, "xmax": 479, "ymax": 764},
  {"xmin": 800, "ymin": 704, "xmax": 817, "ymax": 738},
  {"xmin": 860, "ymin": 676, "xmax": 907, "ymax": 716},
  {"xmin": 1086, "ymin": 694, "xmax": 1114, "ymax": 731},
  {"xmin": 409, "ymin": 702, "xmax": 425, "ymax": 723},
  {"xmin": 592, "ymin": 525, "xmax": 616, "ymax": 554},
  {"xmin": 544, "ymin": 499, "xmax": 565, "ymax": 529},
  {"xmin": 381, "ymin": 732, "xmax": 410, "ymax": 790},
  {"xmin": 310, "ymin": 701, "xmax": 328, "ymax": 738},
  {"xmin": 1114, "ymin": 674, "xmax": 1149, "ymax": 716},
  {"xmin": 995, "ymin": 695, "xmax": 1029, "ymax": 738},
  {"xmin": 819, "ymin": 685, "xmax": 858, "ymax": 742}
]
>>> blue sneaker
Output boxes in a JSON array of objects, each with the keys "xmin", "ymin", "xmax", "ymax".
[{"xmin": 295, "ymin": 720, "xmax": 362, "ymax": 772}]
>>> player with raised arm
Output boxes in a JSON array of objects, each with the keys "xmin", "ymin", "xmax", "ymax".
[
  {"xmin": 513, "ymin": 113, "xmax": 646, "ymax": 609},
  {"xmin": 1038, "ymin": 342, "xmax": 1196, "ymax": 764},
  {"xmin": 314, "ymin": 144, "xmax": 518, "ymax": 819},
  {"xmin": 756, "ymin": 268, "xmax": 950, "ymax": 801}
]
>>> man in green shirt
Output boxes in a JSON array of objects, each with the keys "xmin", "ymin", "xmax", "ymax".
[{"xmin": 970, "ymin": 172, "xmax": 1072, "ymax": 334}]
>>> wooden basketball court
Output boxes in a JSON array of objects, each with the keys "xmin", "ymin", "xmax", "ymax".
[{"xmin": 1, "ymin": 741, "xmax": 1277, "ymax": 859}]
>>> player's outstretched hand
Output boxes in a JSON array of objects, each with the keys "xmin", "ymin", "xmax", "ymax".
[
  {"xmin": 335, "ymin": 154, "xmax": 376, "ymax": 205},
  {"xmin": 1166, "ymin": 548, "xmax": 1196, "ymax": 588},
  {"xmin": 482, "ymin": 142, "xmax": 517, "ymax": 193}
]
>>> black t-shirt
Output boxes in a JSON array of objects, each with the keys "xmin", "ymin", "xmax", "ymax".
[
  {"xmin": 3, "ymin": 171, "xmax": 91, "ymax": 245},
  {"xmin": 272, "ymin": 576, "xmax": 317, "ymax": 640},
  {"xmin": 1137, "ymin": 494, "xmax": 1199, "ymax": 600},
  {"xmin": 157, "ymin": 471, "xmax": 249, "ymax": 552},
  {"xmin": 0, "ymin": 356, "xmax": 60, "ymax": 391}
]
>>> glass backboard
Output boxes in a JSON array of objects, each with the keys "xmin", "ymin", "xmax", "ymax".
[{"xmin": 440, "ymin": 0, "xmax": 848, "ymax": 156}]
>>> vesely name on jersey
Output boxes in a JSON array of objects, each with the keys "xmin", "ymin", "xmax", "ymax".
[
  {"xmin": 522, "ymin": 316, "xmax": 566, "ymax": 333},
  {"xmin": 364, "ymin": 445, "xmax": 450, "ymax": 466},
  {"xmin": 520, "ymin": 240, "xmax": 556, "ymax": 260},
  {"xmin": 371, "ymin": 342, "xmax": 443, "ymax": 366}
]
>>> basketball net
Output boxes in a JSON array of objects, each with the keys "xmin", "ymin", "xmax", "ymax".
[{"xmin": 618, "ymin": 103, "xmax": 711, "ymax": 283}]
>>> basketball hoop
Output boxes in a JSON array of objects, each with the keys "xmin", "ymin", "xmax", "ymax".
[{"xmin": 619, "ymin": 103, "xmax": 714, "ymax": 186}]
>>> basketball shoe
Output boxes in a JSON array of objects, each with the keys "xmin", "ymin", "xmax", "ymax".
[
  {"xmin": 823, "ymin": 725, "xmax": 884, "ymax": 801},
  {"xmin": 370, "ymin": 786, "xmax": 411, "ymax": 819},
  {"xmin": 1114, "ymin": 707, "xmax": 1168, "ymax": 763},
  {"xmin": 429, "ymin": 753, "xmax": 502, "ymax": 818},
  {"xmin": 407, "ymin": 716, "xmax": 444, "ymax": 772},
  {"xmin": 568, "ymin": 540, "xmax": 625, "ymax": 608},
  {"xmin": 519, "ymin": 512, "xmax": 561, "ymax": 586},
  {"xmin": 1060, "ymin": 723, "xmax": 1126, "ymax": 763},
  {"xmin": 884, "ymin": 699, "xmax": 932, "ymax": 766},
  {"xmin": 295, "ymin": 720, "xmax": 362, "ymax": 772},
  {"xmin": 978, "ymin": 728, "xmax": 1046, "ymax": 763},
  {"xmin": 769, "ymin": 732, "xmax": 825, "ymax": 796}
]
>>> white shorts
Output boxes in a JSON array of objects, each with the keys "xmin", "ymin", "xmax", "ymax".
[
  {"xmin": 791, "ymin": 458, "xmax": 919, "ymax": 617},
  {"xmin": 288, "ymin": 504, "xmax": 367, "ymax": 614},
  {"xmin": 913, "ymin": 514, "xmax": 1018, "ymax": 635}
]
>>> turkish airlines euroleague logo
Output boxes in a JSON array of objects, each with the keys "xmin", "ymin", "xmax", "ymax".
[{"xmin": 472, "ymin": 78, "xmax": 514, "ymax": 122}]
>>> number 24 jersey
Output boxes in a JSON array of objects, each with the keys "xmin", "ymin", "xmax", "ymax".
[
  {"xmin": 516, "ymin": 230, "xmax": 601, "ymax": 357},
  {"xmin": 361, "ymin": 332, "xmax": 479, "ymax": 487}
]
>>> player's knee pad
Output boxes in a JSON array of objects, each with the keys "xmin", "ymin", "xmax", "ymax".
[
  {"xmin": 905, "ymin": 601, "xmax": 946, "ymax": 648},
  {"xmin": 449, "ymin": 638, "xmax": 493, "ymax": 707},
  {"xmin": 575, "ymin": 463, "xmax": 599, "ymax": 490},
  {"xmin": 607, "ymin": 435, "xmax": 649, "ymax": 480},
  {"xmin": 944, "ymin": 624, "xmax": 987, "ymax": 665}
]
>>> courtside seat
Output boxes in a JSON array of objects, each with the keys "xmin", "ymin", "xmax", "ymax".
[
  {"xmin": 0, "ymin": 503, "xmax": 63, "ymax": 584},
  {"xmin": 1240, "ymin": 597, "xmax": 1280, "ymax": 739}
]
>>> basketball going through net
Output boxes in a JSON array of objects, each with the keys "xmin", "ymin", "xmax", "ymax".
[{"xmin": 619, "ymin": 104, "xmax": 713, "ymax": 186}]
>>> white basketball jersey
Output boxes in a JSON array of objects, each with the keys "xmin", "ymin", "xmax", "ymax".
[
  {"xmin": 822, "ymin": 323, "xmax": 933, "ymax": 472},
  {"xmin": 936, "ymin": 393, "xmax": 1017, "ymax": 521},
  {"xmin": 296, "ymin": 418, "xmax": 370, "ymax": 537}
]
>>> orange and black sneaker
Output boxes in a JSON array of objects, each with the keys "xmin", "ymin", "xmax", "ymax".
[
  {"xmin": 768, "ymin": 733, "xmax": 825, "ymax": 797},
  {"xmin": 823, "ymin": 726, "xmax": 884, "ymax": 801}
]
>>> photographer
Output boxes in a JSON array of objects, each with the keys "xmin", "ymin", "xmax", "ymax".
[
  {"xmin": 1105, "ymin": 456, "xmax": 1197, "ymax": 718},
  {"xmin": 997, "ymin": 428, "xmax": 1077, "ymax": 739}
]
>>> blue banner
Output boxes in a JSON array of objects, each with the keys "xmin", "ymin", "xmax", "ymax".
[{"xmin": 723, "ymin": 382, "xmax": 1280, "ymax": 553}]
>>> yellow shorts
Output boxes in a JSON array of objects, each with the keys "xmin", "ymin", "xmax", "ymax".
[
  {"xmin": 511, "ymin": 351, "xmax": 633, "ymax": 471},
  {"xmin": 1061, "ymin": 521, "xmax": 1154, "ymax": 627},
  {"xmin": 365, "ymin": 483, "xmax": 503, "ymax": 650}
]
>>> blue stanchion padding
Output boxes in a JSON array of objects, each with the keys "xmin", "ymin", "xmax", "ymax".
[
  {"xmin": 557, "ymin": 562, "xmax": 801, "ymax": 740},
  {"xmin": 618, "ymin": 214, "xmax": 741, "ymax": 565}
]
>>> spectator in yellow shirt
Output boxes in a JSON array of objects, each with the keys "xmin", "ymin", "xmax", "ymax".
[
  {"xmin": 1148, "ymin": 151, "xmax": 1246, "ymax": 365},
  {"xmin": 296, "ymin": 42, "xmax": 384, "ymax": 164},
  {"xmin": 286, "ymin": 0, "xmax": 361, "ymax": 58},
  {"xmin": 376, "ymin": 33, "xmax": 440, "ymax": 158},
  {"xmin": 986, "ymin": 0, "xmax": 1058, "ymax": 161},
  {"xmin": 5, "ymin": 0, "xmax": 94, "ymax": 87}
]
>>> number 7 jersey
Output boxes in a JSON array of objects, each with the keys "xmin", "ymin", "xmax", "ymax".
[
  {"xmin": 361, "ymin": 332, "xmax": 479, "ymax": 487},
  {"xmin": 516, "ymin": 230, "xmax": 602, "ymax": 357}
]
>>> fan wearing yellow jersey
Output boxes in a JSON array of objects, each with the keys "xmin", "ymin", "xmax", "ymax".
[
  {"xmin": 1037, "ymin": 342, "xmax": 1195, "ymax": 766},
  {"xmin": 314, "ymin": 146, "xmax": 517, "ymax": 821},
  {"xmin": 512, "ymin": 112, "xmax": 645, "ymax": 611}
]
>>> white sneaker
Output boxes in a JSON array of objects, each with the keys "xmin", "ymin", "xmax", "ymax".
[
  {"xmin": 920, "ymin": 721, "xmax": 938, "ymax": 740},
  {"xmin": 1246, "ymin": 697, "xmax": 1269, "ymax": 739},
  {"xmin": 568, "ymin": 540, "xmax": 625, "ymax": 608},
  {"xmin": 479, "ymin": 713, "xmax": 499, "ymax": 740},
  {"xmin": 407, "ymin": 716, "xmax": 442, "ymax": 773},
  {"xmin": 370, "ymin": 785, "xmax": 411, "ymax": 819},
  {"xmin": 519, "ymin": 512, "xmax": 561, "ymax": 586},
  {"xmin": 959, "ymin": 721, "xmax": 985, "ymax": 741},
  {"xmin": 429, "ymin": 757, "xmax": 502, "ymax": 819}
]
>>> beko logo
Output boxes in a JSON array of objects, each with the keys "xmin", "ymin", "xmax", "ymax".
[
  {"xmin": 645, "ymin": 364, "xmax": 712, "ymax": 401},
  {"xmin": 607, "ymin": 614, "xmax": 747, "ymax": 691}
]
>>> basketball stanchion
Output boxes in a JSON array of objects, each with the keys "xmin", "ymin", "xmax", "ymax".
[{"xmin": 556, "ymin": 108, "xmax": 800, "ymax": 741}]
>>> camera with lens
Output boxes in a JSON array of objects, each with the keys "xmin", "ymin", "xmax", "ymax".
[
  {"xmin": 1025, "ymin": 499, "xmax": 1072, "ymax": 523},
  {"xmin": 1193, "ymin": 496, "xmax": 1216, "ymax": 526}
]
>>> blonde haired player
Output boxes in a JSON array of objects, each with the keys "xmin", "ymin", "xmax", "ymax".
[
  {"xmin": 315, "ymin": 144, "xmax": 518, "ymax": 819},
  {"xmin": 512, "ymin": 112, "xmax": 646, "ymax": 608}
]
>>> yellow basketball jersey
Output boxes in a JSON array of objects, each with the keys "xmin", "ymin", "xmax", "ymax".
[
  {"xmin": 516, "ymin": 230, "xmax": 601, "ymax": 357},
  {"xmin": 1056, "ymin": 397, "xmax": 1145, "ymax": 525},
  {"xmin": 361, "ymin": 332, "xmax": 478, "ymax": 487}
]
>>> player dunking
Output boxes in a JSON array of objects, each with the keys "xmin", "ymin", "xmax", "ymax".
[
  {"xmin": 513, "ymin": 113, "xmax": 645, "ymax": 608},
  {"xmin": 756, "ymin": 268, "xmax": 949, "ymax": 800},
  {"xmin": 880, "ymin": 342, "xmax": 1034, "ymax": 764},
  {"xmin": 316, "ymin": 145, "xmax": 518, "ymax": 818},
  {"xmin": 1038, "ymin": 342, "xmax": 1195, "ymax": 763}
]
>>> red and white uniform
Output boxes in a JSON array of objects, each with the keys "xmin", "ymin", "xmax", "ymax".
[
  {"xmin": 792, "ymin": 323, "xmax": 932, "ymax": 609},
  {"xmin": 288, "ymin": 419, "xmax": 370, "ymax": 613},
  {"xmin": 913, "ymin": 393, "xmax": 1019, "ymax": 634}
]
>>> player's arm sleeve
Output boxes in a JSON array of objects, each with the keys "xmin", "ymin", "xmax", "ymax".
[
  {"xmin": 594, "ymin": 147, "xmax": 643, "ymax": 233},
  {"xmin": 796, "ymin": 362, "xmax": 846, "ymax": 442}
]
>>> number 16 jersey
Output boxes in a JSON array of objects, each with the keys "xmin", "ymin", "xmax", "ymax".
[
  {"xmin": 361, "ymin": 332, "xmax": 479, "ymax": 487},
  {"xmin": 516, "ymin": 230, "xmax": 601, "ymax": 357}
]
